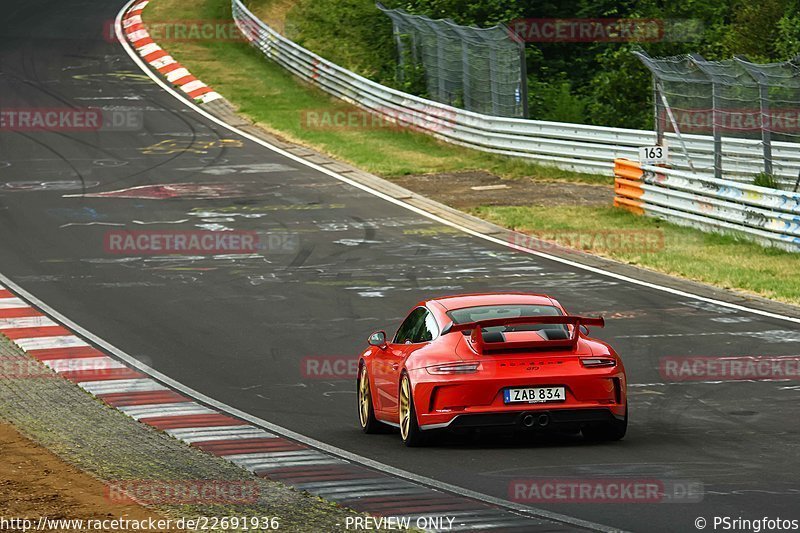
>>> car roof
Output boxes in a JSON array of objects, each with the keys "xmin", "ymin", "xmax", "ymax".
[{"xmin": 428, "ymin": 292, "xmax": 559, "ymax": 312}]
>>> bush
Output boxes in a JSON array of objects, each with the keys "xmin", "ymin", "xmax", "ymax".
[{"xmin": 753, "ymin": 172, "xmax": 781, "ymax": 189}]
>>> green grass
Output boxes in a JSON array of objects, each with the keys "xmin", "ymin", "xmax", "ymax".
[
  {"xmin": 143, "ymin": 0, "xmax": 800, "ymax": 304},
  {"xmin": 475, "ymin": 205, "xmax": 800, "ymax": 304},
  {"xmin": 142, "ymin": 0, "xmax": 608, "ymax": 184}
]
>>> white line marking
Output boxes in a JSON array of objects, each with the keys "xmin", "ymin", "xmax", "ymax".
[
  {"xmin": 14, "ymin": 335, "xmax": 89, "ymax": 351},
  {"xmin": 136, "ymin": 43, "xmax": 161, "ymax": 57},
  {"xmin": 180, "ymin": 80, "xmax": 206, "ymax": 93},
  {"xmin": 224, "ymin": 450, "xmax": 324, "ymax": 461},
  {"xmin": 127, "ymin": 29, "xmax": 149, "ymax": 42},
  {"xmin": 165, "ymin": 68, "xmax": 190, "ymax": 83},
  {"xmin": 232, "ymin": 457, "xmax": 340, "ymax": 468},
  {"xmin": 150, "ymin": 56, "xmax": 176, "ymax": 70},
  {"xmin": 0, "ymin": 317, "xmax": 58, "ymax": 329},
  {"xmin": 79, "ymin": 378, "xmax": 167, "ymax": 394},
  {"xmin": 118, "ymin": 402, "xmax": 215, "ymax": 420},
  {"xmin": 0, "ymin": 297, "xmax": 30, "ymax": 309},
  {"xmin": 43, "ymin": 357, "xmax": 125, "ymax": 373},
  {"xmin": 167, "ymin": 426, "xmax": 275, "ymax": 443}
]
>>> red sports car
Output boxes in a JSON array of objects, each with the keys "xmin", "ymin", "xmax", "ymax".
[{"xmin": 357, "ymin": 293, "xmax": 627, "ymax": 446}]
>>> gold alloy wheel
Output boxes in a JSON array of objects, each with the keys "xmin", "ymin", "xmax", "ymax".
[
  {"xmin": 399, "ymin": 376, "xmax": 411, "ymax": 441},
  {"xmin": 358, "ymin": 367, "xmax": 371, "ymax": 428}
]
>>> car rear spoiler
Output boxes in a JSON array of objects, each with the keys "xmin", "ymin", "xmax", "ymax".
[{"xmin": 441, "ymin": 315, "xmax": 604, "ymax": 353}]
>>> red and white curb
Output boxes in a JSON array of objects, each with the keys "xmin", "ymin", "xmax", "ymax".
[
  {"xmin": 0, "ymin": 282, "xmax": 579, "ymax": 532},
  {"xmin": 122, "ymin": 1, "xmax": 222, "ymax": 104}
]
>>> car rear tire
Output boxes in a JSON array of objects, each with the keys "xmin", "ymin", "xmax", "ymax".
[
  {"xmin": 399, "ymin": 374, "xmax": 427, "ymax": 447},
  {"xmin": 358, "ymin": 364, "xmax": 382, "ymax": 434},
  {"xmin": 582, "ymin": 404, "xmax": 627, "ymax": 442}
]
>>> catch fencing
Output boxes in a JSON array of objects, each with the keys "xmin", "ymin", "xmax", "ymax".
[
  {"xmin": 376, "ymin": 2, "xmax": 528, "ymax": 118},
  {"xmin": 614, "ymin": 158, "xmax": 800, "ymax": 252},
  {"xmin": 635, "ymin": 50, "xmax": 800, "ymax": 182},
  {"xmin": 232, "ymin": 0, "xmax": 800, "ymax": 185}
]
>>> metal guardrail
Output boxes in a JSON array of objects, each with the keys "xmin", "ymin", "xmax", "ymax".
[
  {"xmin": 614, "ymin": 159, "xmax": 800, "ymax": 252},
  {"xmin": 232, "ymin": 0, "xmax": 800, "ymax": 185}
]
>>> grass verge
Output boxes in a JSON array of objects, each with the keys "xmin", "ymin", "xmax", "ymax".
[
  {"xmin": 475, "ymin": 205, "xmax": 800, "ymax": 304},
  {"xmin": 142, "ymin": 0, "xmax": 607, "ymax": 184},
  {"xmin": 141, "ymin": 0, "xmax": 800, "ymax": 304}
]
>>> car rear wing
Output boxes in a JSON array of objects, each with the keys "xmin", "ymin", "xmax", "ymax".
[{"xmin": 442, "ymin": 315, "xmax": 604, "ymax": 354}]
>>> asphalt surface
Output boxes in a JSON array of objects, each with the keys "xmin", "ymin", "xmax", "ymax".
[{"xmin": 1, "ymin": 1, "xmax": 799, "ymax": 531}]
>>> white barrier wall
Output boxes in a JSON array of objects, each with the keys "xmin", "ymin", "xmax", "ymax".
[{"xmin": 232, "ymin": 0, "xmax": 800, "ymax": 184}]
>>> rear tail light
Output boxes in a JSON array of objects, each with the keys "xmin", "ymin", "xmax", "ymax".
[
  {"xmin": 426, "ymin": 362, "xmax": 480, "ymax": 375},
  {"xmin": 581, "ymin": 358, "xmax": 616, "ymax": 368}
]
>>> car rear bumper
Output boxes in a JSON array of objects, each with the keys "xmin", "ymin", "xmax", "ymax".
[
  {"xmin": 420, "ymin": 407, "xmax": 622, "ymax": 430},
  {"xmin": 408, "ymin": 364, "xmax": 627, "ymax": 430}
]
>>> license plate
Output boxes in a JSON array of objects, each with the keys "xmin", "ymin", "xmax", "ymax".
[{"xmin": 504, "ymin": 386, "xmax": 565, "ymax": 404}]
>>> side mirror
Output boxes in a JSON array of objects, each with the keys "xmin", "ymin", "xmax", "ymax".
[
  {"xmin": 579, "ymin": 325, "xmax": 590, "ymax": 336},
  {"xmin": 368, "ymin": 330, "xmax": 387, "ymax": 348}
]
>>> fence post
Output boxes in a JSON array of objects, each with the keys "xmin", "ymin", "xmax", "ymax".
[{"xmin": 653, "ymin": 77, "xmax": 664, "ymax": 145}]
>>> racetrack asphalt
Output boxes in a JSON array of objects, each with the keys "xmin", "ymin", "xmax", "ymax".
[{"xmin": 1, "ymin": 1, "xmax": 799, "ymax": 531}]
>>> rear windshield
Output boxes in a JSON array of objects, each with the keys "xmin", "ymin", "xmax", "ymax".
[
  {"xmin": 447, "ymin": 304, "xmax": 562, "ymax": 324},
  {"xmin": 447, "ymin": 305, "xmax": 566, "ymax": 335}
]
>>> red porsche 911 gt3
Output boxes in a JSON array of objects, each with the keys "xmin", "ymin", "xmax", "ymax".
[{"xmin": 357, "ymin": 293, "xmax": 627, "ymax": 446}]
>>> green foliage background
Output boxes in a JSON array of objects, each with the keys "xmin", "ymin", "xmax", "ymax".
[{"xmin": 258, "ymin": 0, "xmax": 800, "ymax": 129}]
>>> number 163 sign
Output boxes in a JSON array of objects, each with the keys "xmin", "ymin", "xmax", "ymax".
[{"xmin": 639, "ymin": 145, "xmax": 668, "ymax": 165}]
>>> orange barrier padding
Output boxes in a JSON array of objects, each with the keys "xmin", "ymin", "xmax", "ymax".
[
  {"xmin": 613, "ymin": 197, "xmax": 645, "ymax": 215},
  {"xmin": 614, "ymin": 177, "xmax": 644, "ymax": 199},
  {"xmin": 613, "ymin": 158, "xmax": 644, "ymax": 214},
  {"xmin": 613, "ymin": 158, "xmax": 644, "ymax": 181}
]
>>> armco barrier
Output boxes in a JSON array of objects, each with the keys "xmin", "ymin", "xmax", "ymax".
[
  {"xmin": 232, "ymin": 0, "xmax": 800, "ymax": 183},
  {"xmin": 613, "ymin": 158, "xmax": 800, "ymax": 252}
]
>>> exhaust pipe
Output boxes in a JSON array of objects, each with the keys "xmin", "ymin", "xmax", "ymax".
[
  {"xmin": 537, "ymin": 414, "xmax": 550, "ymax": 427},
  {"xmin": 521, "ymin": 414, "xmax": 535, "ymax": 427}
]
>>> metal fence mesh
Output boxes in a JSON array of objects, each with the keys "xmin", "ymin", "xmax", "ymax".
[
  {"xmin": 377, "ymin": 2, "xmax": 527, "ymax": 118},
  {"xmin": 635, "ymin": 50, "xmax": 800, "ymax": 185}
]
